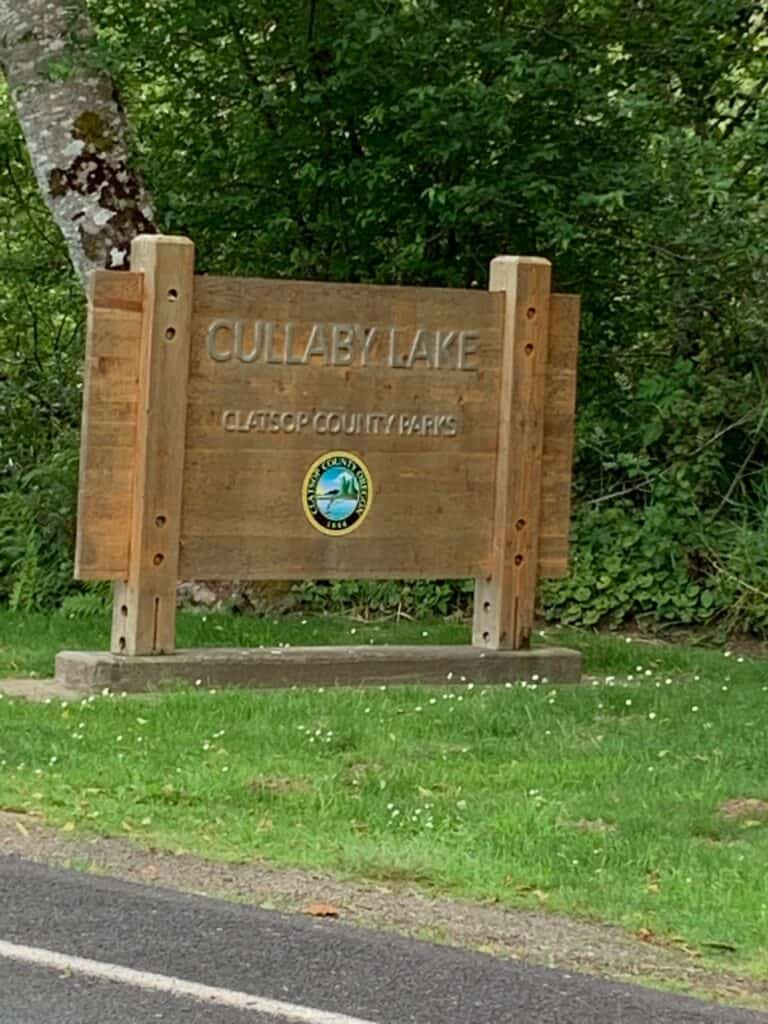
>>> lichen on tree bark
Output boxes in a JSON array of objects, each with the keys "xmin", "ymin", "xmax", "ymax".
[{"xmin": 0, "ymin": 0, "xmax": 156, "ymax": 284}]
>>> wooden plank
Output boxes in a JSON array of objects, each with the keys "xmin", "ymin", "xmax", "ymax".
[
  {"xmin": 110, "ymin": 236, "xmax": 195, "ymax": 655},
  {"xmin": 90, "ymin": 268, "xmax": 143, "ymax": 313},
  {"xmin": 76, "ymin": 274, "xmax": 504, "ymax": 581},
  {"xmin": 76, "ymin": 267, "xmax": 579, "ymax": 589},
  {"xmin": 75, "ymin": 271, "xmax": 142, "ymax": 580},
  {"xmin": 472, "ymin": 257, "xmax": 552, "ymax": 650},
  {"xmin": 179, "ymin": 449, "xmax": 494, "ymax": 579},
  {"xmin": 175, "ymin": 275, "xmax": 503, "ymax": 580},
  {"xmin": 180, "ymin": 539, "xmax": 485, "ymax": 581},
  {"xmin": 537, "ymin": 293, "xmax": 580, "ymax": 578},
  {"xmin": 192, "ymin": 274, "xmax": 502, "ymax": 329}
]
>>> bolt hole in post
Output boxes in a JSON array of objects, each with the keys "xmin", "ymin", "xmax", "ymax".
[
  {"xmin": 483, "ymin": 601, "xmax": 491, "ymax": 612},
  {"xmin": 155, "ymin": 515, "xmax": 167, "ymax": 527},
  {"xmin": 120, "ymin": 605, "xmax": 128, "ymax": 617},
  {"xmin": 514, "ymin": 554, "xmax": 524, "ymax": 566},
  {"xmin": 153, "ymin": 553, "xmax": 165, "ymax": 566},
  {"xmin": 515, "ymin": 518, "xmax": 526, "ymax": 530},
  {"xmin": 118, "ymin": 637, "xmax": 126, "ymax": 652},
  {"xmin": 164, "ymin": 327, "xmax": 176, "ymax": 341},
  {"xmin": 482, "ymin": 631, "xmax": 490, "ymax": 641},
  {"xmin": 524, "ymin": 343, "xmax": 534, "ymax": 356},
  {"xmin": 526, "ymin": 307, "xmax": 536, "ymax": 319},
  {"xmin": 167, "ymin": 288, "xmax": 178, "ymax": 301}
]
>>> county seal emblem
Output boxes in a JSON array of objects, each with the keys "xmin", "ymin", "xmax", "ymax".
[{"xmin": 302, "ymin": 451, "xmax": 373, "ymax": 536}]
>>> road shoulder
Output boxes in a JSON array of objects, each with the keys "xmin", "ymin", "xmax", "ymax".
[{"xmin": 0, "ymin": 809, "xmax": 765, "ymax": 1013}]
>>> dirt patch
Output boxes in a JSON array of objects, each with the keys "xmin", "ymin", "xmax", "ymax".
[
  {"xmin": 0, "ymin": 679, "xmax": 80, "ymax": 701},
  {"xmin": 247, "ymin": 775, "xmax": 314, "ymax": 796},
  {"xmin": 719, "ymin": 798, "xmax": 768, "ymax": 821},
  {"xmin": 559, "ymin": 817, "xmax": 616, "ymax": 833},
  {"xmin": 0, "ymin": 810, "xmax": 766, "ymax": 1011}
]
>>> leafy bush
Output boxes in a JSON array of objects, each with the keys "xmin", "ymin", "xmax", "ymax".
[
  {"xmin": 57, "ymin": 586, "xmax": 112, "ymax": 619},
  {"xmin": 0, "ymin": 454, "xmax": 79, "ymax": 610},
  {"xmin": 291, "ymin": 579, "xmax": 474, "ymax": 620},
  {"xmin": 0, "ymin": 82, "xmax": 84, "ymax": 609}
]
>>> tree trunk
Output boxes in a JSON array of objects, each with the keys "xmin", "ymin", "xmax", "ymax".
[{"xmin": 0, "ymin": 0, "xmax": 155, "ymax": 284}]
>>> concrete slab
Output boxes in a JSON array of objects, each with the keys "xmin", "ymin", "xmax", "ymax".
[
  {"xmin": 0, "ymin": 679, "xmax": 86, "ymax": 702},
  {"xmin": 55, "ymin": 645, "xmax": 582, "ymax": 693}
]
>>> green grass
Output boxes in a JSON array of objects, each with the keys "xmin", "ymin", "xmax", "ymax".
[
  {"xmin": 0, "ymin": 608, "xmax": 469, "ymax": 678},
  {"xmin": 1, "ymin": 609, "xmax": 768, "ymax": 976}
]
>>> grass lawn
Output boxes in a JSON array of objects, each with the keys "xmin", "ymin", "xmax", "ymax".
[
  {"xmin": 1, "ymin": 608, "xmax": 767, "ymax": 977},
  {"xmin": 0, "ymin": 608, "xmax": 468, "ymax": 679}
]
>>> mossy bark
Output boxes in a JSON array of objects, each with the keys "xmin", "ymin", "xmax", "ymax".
[{"xmin": 0, "ymin": 0, "xmax": 155, "ymax": 284}]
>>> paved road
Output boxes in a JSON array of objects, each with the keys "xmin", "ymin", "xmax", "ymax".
[{"xmin": 0, "ymin": 856, "xmax": 765, "ymax": 1024}]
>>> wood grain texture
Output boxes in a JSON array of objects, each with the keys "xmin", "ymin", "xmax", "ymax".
[
  {"xmin": 192, "ymin": 274, "xmax": 502, "ymax": 330},
  {"xmin": 176, "ymin": 275, "xmax": 503, "ymax": 579},
  {"xmin": 75, "ymin": 270, "xmax": 142, "ymax": 579},
  {"xmin": 179, "ymin": 450, "xmax": 495, "ymax": 579},
  {"xmin": 75, "ymin": 266, "xmax": 578, "ymax": 587},
  {"xmin": 538, "ymin": 293, "xmax": 580, "ymax": 578},
  {"xmin": 110, "ymin": 235, "xmax": 195, "ymax": 655},
  {"xmin": 473, "ymin": 257, "xmax": 552, "ymax": 650}
]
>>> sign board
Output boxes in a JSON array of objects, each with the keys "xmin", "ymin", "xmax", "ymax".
[{"xmin": 75, "ymin": 236, "xmax": 579, "ymax": 656}]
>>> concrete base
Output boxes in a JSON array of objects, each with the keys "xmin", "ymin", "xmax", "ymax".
[
  {"xmin": 0, "ymin": 678, "xmax": 84, "ymax": 702},
  {"xmin": 55, "ymin": 645, "xmax": 582, "ymax": 693}
]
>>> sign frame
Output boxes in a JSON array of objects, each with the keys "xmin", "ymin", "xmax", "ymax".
[{"xmin": 75, "ymin": 235, "xmax": 579, "ymax": 657}]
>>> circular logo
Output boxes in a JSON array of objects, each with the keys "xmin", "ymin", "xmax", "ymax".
[{"xmin": 302, "ymin": 451, "xmax": 373, "ymax": 536}]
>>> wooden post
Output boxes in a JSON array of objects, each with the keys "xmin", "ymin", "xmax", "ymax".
[
  {"xmin": 110, "ymin": 235, "xmax": 195, "ymax": 655},
  {"xmin": 473, "ymin": 256, "xmax": 551, "ymax": 650}
]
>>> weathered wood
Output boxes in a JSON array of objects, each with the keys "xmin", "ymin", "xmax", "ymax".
[
  {"xmin": 75, "ymin": 258, "xmax": 579, "ymax": 588},
  {"xmin": 538, "ymin": 293, "xmax": 580, "ymax": 578},
  {"xmin": 110, "ymin": 235, "xmax": 195, "ymax": 655},
  {"xmin": 75, "ymin": 271, "xmax": 142, "ymax": 580},
  {"xmin": 179, "ymin": 449, "xmax": 495, "ymax": 579},
  {"xmin": 176, "ymin": 275, "xmax": 503, "ymax": 579},
  {"xmin": 188, "ymin": 276, "xmax": 500, "ymax": 579},
  {"xmin": 473, "ymin": 257, "xmax": 552, "ymax": 650}
]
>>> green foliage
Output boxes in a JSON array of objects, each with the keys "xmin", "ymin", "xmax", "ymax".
[
  {"xmin": 0, "ymin": 81, "xmax": 84, "ymax": 609},
  {"xmin": 699, "ymin": 503, "xmax": 768, "ymax": 637},
  {"xmin": 0, "ymin": 444, "xmax": 80, "ymax": 610},
  {"xmin": 544, "ymin": 343, "xmax": 768, "ymax": 632},
  {"xmin": 291, "ymin": 579, "xmax": 474, "ymax": 619},
  {"xmin": 57, "ymin": 585, "xmax": 112, "ymax": 620},
  {"xmin": 1, "ymin": 1, "xmax": 768, "ymax": 630}
]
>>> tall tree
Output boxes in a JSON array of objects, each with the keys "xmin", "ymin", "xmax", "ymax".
[{"xmin": 0, "ymin": 0, "xmax": 154, "ymax": 283}]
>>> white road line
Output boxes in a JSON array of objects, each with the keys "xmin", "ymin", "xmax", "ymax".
[{"xmin": 0, "ymin": 939, "xmax": 380, "ymax": 1024}]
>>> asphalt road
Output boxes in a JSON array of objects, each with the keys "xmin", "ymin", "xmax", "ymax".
[{"xmin": 0, "ymin": 856, "xmax": 765, "ymax": 1024}]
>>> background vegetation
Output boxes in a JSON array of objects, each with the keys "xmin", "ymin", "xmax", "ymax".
[{"xmin": 1, "ymin": 0, "xmax": 767, "ymax": 633}]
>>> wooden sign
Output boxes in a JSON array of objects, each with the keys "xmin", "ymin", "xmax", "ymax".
[{"xmin": 76, "ymin": 235, "xmax": 579, "ymax": 656}]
